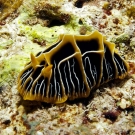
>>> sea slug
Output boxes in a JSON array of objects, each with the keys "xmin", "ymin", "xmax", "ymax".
[{"xmin": 17, "ymin": 31, "xmax": 129, "ymax": 103}]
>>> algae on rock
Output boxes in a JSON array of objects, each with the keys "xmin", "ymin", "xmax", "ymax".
[{"xmin": 0, "ymin": 0, "xmax": 23, "ymax": 21}]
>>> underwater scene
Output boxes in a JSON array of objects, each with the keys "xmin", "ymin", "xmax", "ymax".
[{"xmin": 0, "ymin": 0, "xmax": 135, "ymax": 134}]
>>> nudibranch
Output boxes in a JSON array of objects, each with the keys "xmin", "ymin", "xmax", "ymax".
[{"xmin": 17, "ymin": 31, "xmax": 129, "ymax": 104}]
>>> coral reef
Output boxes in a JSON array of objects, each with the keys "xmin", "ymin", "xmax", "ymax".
[{"xmin": 0, "ymin": 0, "xmax": 135, "ymax": 134}]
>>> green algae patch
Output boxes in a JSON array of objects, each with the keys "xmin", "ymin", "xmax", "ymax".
[
  {"xmin": 23, "ymin": 40, "xmax": 44, "ymax": 56},
  {"xmin": 19, "ymin": 19, "xmax": 60, "ymax": 45},
  {"xmin": 111, "ymin": 33, "xmax": 130, "ymax": 44},
  {"xmin": 0, "ymin": 55, "xmax": 29, "ymax": 87},
  {"xmin": 0, "ymin": 40, "xmax": 13, "ymax": 50}
]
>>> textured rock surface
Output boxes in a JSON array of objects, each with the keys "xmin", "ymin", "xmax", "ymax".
[{"xmin": 0, "ymin": 0, "xmax": 135, "ymax": 134}]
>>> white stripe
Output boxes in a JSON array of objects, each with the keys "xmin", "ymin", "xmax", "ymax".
[
  {"xmin": 21, "ymin": 79, "xmax": 26, "ymax": 87},
  {"xmin": 35, "ymin": 81, "xmax": 40, "ymax": 94},
  {"xmin": 106, "ymin": 61, "xmax": 113, "ymax": 79},
  {"xmin": 92, "ymin": 65, "xmax": 97, "ymax": 81},
  {"xmin": 114, "ymin": 57, "xmax": 123, "ymax": 75},
  {"xmin": 53, "ymin": 61, "xmax": 57, "ymax": 96},
  {"xmin": 68, "ymin": 60, "xmax": 75, "ymax": 94},
  {"xmin": 21, "ymin": 68, "xmax": 33, "ymax": 87},
  {"xmin": 72, "ymin": 59, "xmax": 80, "ymax": 93},
  {"xmin": 86, "ymin": 76, "xmax": 92, "ymax": 88},
  {"xmin": 21, "ymin": 68, "xmax": 33, "ymax": 80},
  {"xmin": 57, "ymin": 82, "xmax": 61, "ymax": 97},
  {"xmin": 104, "ymin": 46, "xmax": 113, "ymax": 80},
  {"xmin": 103, "ymin": 57, "xmax": 107, "ymax": 82},
  {"xmin": 64, "ymin": 63, "xmax": 69, "ymax": 94},
  {"xmin": 26, "ymin": 77, "xmax": 33, "ymax": 91},
  {"xmin": 121, "ymin": 61, "xmax": 126, "ymax": 73},
  {"xmin": 42, "ymin": 81, "xmax": 45, "ymax": 97},
  {"xmin": 84, "ymin": 57, "xmax": 95, "ymax": 86},
  {"xmin": 38, "ymin": 79, "xmax": 44, "ymax": 95},
  {"xmin": 82, "ymin": 81, "xmax": 84, "ymax": 94},
  {"xmin": 102, "ymin": 46, "xmax": 107, "ymax": 82}
]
